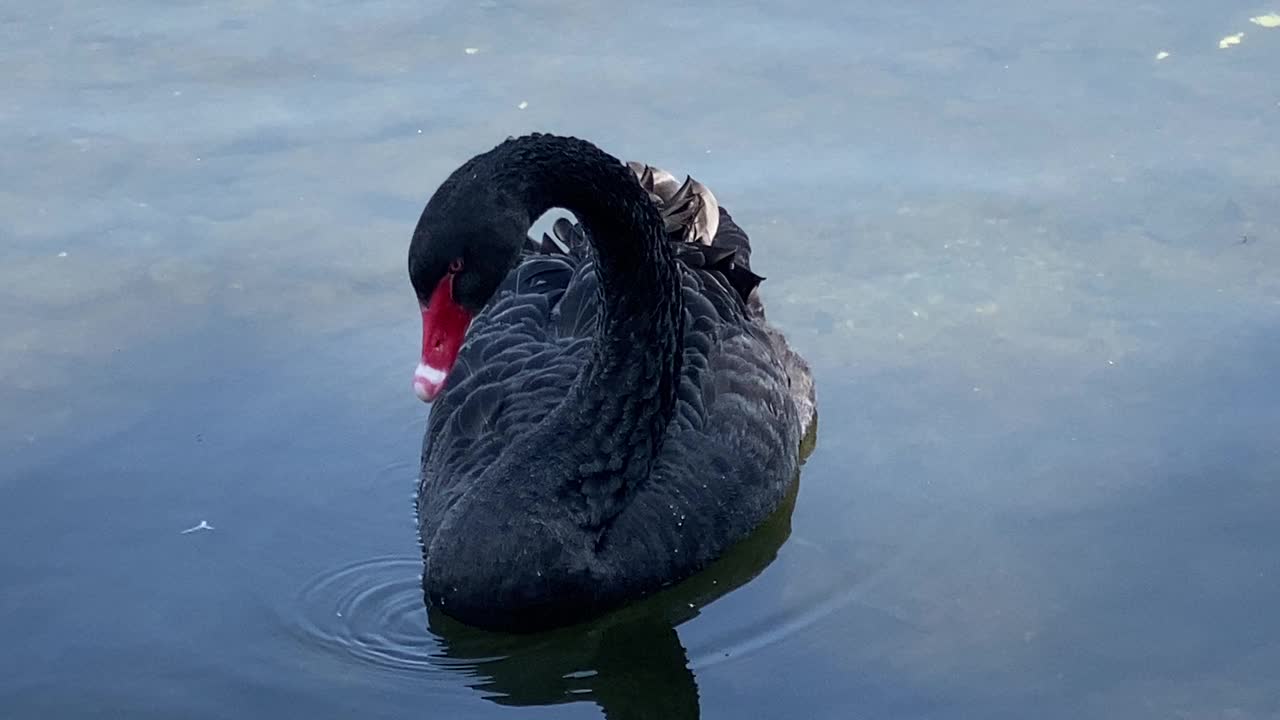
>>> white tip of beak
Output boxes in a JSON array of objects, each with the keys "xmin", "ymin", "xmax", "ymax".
[{"xmin": 413, "ymin": 362, "xmax": 448, "ymax": 402}]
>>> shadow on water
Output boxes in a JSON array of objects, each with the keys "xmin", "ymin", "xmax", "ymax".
[{"xmin": 425, "ymin": 429, "xmax": 813, "ymax": 720}]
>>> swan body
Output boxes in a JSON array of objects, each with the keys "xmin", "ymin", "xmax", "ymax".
[{"xmin": 408, "ymin": 134, "xmax": 814, "ymax": 631}]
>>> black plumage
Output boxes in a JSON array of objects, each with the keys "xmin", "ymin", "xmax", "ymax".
[{"xmin": 409, "ymin": 134, "xmax": 814, "ymax": 631}]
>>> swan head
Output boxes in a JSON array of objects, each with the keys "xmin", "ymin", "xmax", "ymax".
[{"xmin": 408, "ymin": 189, "xmax": 528, "ymax": 402}]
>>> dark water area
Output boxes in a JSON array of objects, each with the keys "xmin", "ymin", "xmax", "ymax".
[{"xmin": 3, "ymin": 2, "xmax": 1279, "ymax": 718}]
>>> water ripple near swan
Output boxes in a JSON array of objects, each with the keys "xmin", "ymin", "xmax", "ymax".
[{"xmin": 290, "ymin": 555, "xmax": 495, "ymax": 678}]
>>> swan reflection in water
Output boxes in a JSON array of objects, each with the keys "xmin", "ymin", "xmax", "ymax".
[{"xmin": 426, "ymin": 465, "xmax": 806, "ymax": 720}]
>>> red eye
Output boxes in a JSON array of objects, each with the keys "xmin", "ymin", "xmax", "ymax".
[{"xmin": 448, "ymin": 258, "xmax": 463, "ymax": 273}]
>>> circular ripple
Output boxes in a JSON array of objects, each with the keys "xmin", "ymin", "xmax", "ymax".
[{"xmin": 291, "ymin": 555, "xmax": 456, "ymax": 676}]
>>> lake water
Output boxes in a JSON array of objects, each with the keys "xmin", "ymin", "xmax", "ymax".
[{"xmin": 3, "ymin": 1, "xmax": 1279, "ymax": 718}]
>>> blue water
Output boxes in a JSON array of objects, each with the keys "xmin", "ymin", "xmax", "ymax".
[{"xmin": 3, "ymin": 2, "xmax": 1279, "ymax": 718}]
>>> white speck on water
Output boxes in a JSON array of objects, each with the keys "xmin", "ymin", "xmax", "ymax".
[
  {"xmin": 1155, "ymin": 50, "xmax": 1170, "ymax": 60},
  {"xmin": 1107, "ymin": 360, "xmax": 1115, "ymax": 365},
  {"xmin": 57, "ymin": 251, "xmax": 68, "ymax": 258},
  {"xmin": 1219, "ymin": 32, "xmax": 1244, "ymax": 49},
  {"xmin": 464, "ymin": 47, "xmax": 479, "ymax": 54},
  {"xmin": 517, "ymin": 101, "xmax": 528, "ymax": 109},
  {"xmin": 336, "ymin": 611, "xmax": 342, "ymax": 617},
  {"xmin": 416, "ymin": 129, "xmax": 422, "ymax": 134},
  {"xmin": 1250, "ymin": 12, "xmax": 1280, "ymax": 28},
  {"xmin": 181, "ymin": 520, "xmax": 214, "ymax": 534}
]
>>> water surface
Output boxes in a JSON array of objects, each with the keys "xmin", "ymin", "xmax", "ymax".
[{"xmin": 3, "ymin": 1, "xmax": 1279, "ymax": 718}]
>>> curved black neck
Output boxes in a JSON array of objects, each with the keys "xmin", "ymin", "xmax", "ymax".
[{"xmin": 484, "ymin": 134, "xmax": 685, "ymax": 527}]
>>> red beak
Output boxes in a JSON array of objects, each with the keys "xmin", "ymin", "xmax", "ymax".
[{"xmin": 414, "ymin": 273, "xmax": 473, "ymax": 402}]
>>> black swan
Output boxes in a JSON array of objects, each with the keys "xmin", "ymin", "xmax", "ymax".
[{"xmin": 408, "ymin": 133, "xmax": 815, "ymax": 632}]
